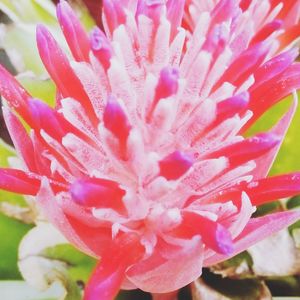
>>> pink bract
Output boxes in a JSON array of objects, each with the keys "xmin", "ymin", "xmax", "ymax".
[{"xmin": 1, "ymin": 0, "xmax": 300, "ymax": 299}]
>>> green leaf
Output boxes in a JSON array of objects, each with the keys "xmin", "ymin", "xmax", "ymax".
[
  {"xmin": 0, "ymin": 0, "xmax": 56, "ymax": 24},
  {"xmin": 19, "ymin": 77, "xmax": 56, "ymax": 106},
  {"xmin": 0, "ymin": 213, "xmax": 32, "ymax": 279},
  {"xmin": 2, "ymin": 24, "xmax": 49, "ymax": 75},
  {"xmin": 286, "ymin": 196, "xmax": 300, "ymax": 210},
  {"xmin": 0, "ymin": 138, "xmax": 15, "ymax": 167},
  {"xmin": 253, "ymin": 201, "xmax": 281, "ymax": 217}
]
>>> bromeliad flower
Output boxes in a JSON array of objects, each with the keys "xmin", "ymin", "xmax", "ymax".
[{"xmin": 0, "ymin": 0, "xmax": 300, "ymax": 299}]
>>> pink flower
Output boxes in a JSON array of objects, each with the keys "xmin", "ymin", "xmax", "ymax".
[{"xmin": 1, "ymin": 0, "xmax": 300, "ymax": 299}]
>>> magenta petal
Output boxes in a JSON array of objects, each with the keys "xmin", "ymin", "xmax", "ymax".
[
  {"xmin": 205, "ymin": 133, "xmax": 280, "ymax": 167},
  {"xmin": 0, "ymin": 168, "xmax": 40, "ymax": 195},
  {"xmin": 70, "ymin": 177, "xmax": 126, "ymax": 212},
  {"xmin": 250, "ymin": 19, "xmax": 283, "ymax": 46},
  {"xmin": 253, "ymin": 48, "xmax": 298, "ymax": 85},
  {"xmin": 155, "ymin": 66, "xmax": 180, "ymax": 100},
  {"xmin": 28, "ymin": 98, "xmax": 65, "ymax": 140},
  {"xmin": 36, "ymin": 25, "xmax": 95, "ymax": 121},
  {"xmin": 90, "ymin": 27, "xmax": 113, "ymax": 70},
  {"xmin": 84, "ymin": 261, "xmax": 126, "ymax": 300},
  {"xmin": 204, "ymin": 210, "xmax": 300, "ymax": 266},
  {"xmin": 84, "ymin": 234, "xmax": 144, "ymax": 300},
  {"xmin": 214, "ymin": 41, "xmax": 271, "ymax": 89},
  {"xmin": 180, "ymin": 211, "xmax": 234, "ymax": 255},
  {"xmin": 57, "ymin": 0, "xmax": 90, "ymax": 62},
  {"xmin": 159, "ymin": 151, "xmax": 193, "ymax": 180},
  {"xmin": 248, "ymin": 63, "xmax": 300, "ymax": 124},
  {"xmin": 103, "ymin": 95, "xmax": 131, "ymax": 143},
  {"xmin": 3, "ymin": 107, "xmax": 37, "ymax": 172},
  {"xmin": 102, "ymin": 0, "xmax": 126, "ymax": 34},
  {"xmin": 166, "ymin": 0, "xmax": 185, "ymax": 39},
  {"xmin": 246, "ymin": 173, "xmax": 300, "ymax": 206},
  {"xmin": 0, "ymin": 65, "xmax": 31, "ymax": 120},
  {"xmin": 216, "ymin": 92, "xmax": 249, "ymax": 121}
]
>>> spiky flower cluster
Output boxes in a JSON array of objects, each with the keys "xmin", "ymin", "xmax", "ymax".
[{"xmin": 0, "ymin": 0, "xmax": 300, "ymax": 299}]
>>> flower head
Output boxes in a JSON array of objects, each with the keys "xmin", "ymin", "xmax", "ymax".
[{"xmin": 1, "ymin": 0, "xmax": 300, "ymax": 299}]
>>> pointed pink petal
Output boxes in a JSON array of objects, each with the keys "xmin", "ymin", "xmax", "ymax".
[
  {"xmin": 102, "ymin": 0, "xmax": 126, "ymax": 34},
  {"xmin": 0, "ymin": 65, "xmax": 31, "ymax": 120},
  {"xmin": 249, "ymin": 19, "xmax": 282, "ymax": 46},
  {"xmin": 84, "ymin": 233, "xmax": 144, "ymax": 300},
  {"xmin": 213, "ymin": 42, "xmax": 271, "ymax": 89},
  {"xmin": 36, "ymin": 25, "xmax": 97, "ymax": 122},
  {"xmin": 0, "ymin": 168, "xmax": 40, "ymax": 195},
  {"xmin": 253, "ymin": 48, "xmax": 298, "ymax": 86},
  {"xmin": 205, "ymin": 133, "xmax": 280, "ymax": 168},
  {"xmin": 277, "ymin": 0, "xmax": 300, "ymax": 27},
  {"xmin": 166, "ymin": 0, "xmax": 185, "ymax": 40},
  {"xmin": 3, "ymin": 107, "xmax": 37, "ymax": 172},
  {"xmin": 57, "ymin": 0, "xmax": 90, "ymax": 62},
  {"xmin": 204, "ymin": 210, "xmax": 300, "ymax": 266},
  {"xmin": 248, "ymin": 63, "xmax": 300, "ymax": 124},
  {"xmin": 246, "ymin": 173, "xmax": 300, "ymax": 205}
]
